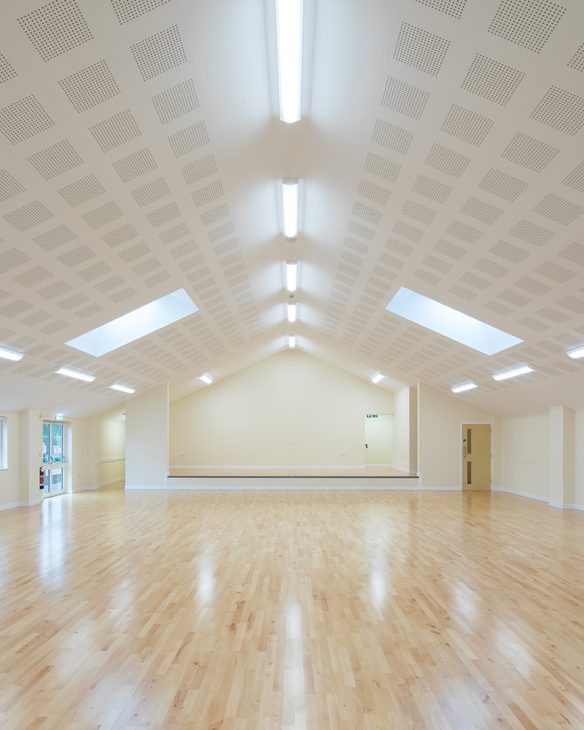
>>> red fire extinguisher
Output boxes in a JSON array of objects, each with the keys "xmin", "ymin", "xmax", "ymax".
[{"xmin": 39, "ymin": 466, "xmax": 45, "ymax": 490}]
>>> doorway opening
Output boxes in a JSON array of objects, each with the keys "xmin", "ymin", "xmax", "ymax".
[
  {"xmin": 462, "ymin": 423, "xmax": 491, "ymax": 491},
  {"xmin": 42, "ymin": 420, "xmax": 69, "ymax": 497}
]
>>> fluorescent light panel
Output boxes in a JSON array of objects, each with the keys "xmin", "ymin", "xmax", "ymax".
[
  {"xmin": 386, "ymin": 287, "xmax": 522, "ymax": 356},
  {"xmin": 287, "ymin": 302, "xmax": 297, "ymax": 322},
  {"xmin": 451, "ymin": 381, "xmax": 478, "ymax": 394},
  {"xmin": 286, "ymin": 262, "xmax": 298, "ymax": 292},
  {"xmin": 66, "ymin": 289, "xmax": 198, "ymax": 357},
  {"xmin": 282, "ymin": 180, "xmax": 299, "ymax": 239},
  {"xmin": 56, "ymin": 366, "xmax": 95, "ymax": 383},
  {"xmin": 0, "ymin": 345, "xmax": 23, "ymax": 362},
  {"xmin": 199, "ymin": 373, "xmax": 213, "ymax": 385},
  {"xmin": 371, "ymin": 372, "xmax": 384, "ymax": 384},
  {"xmin": 567, "ymin": 345, "xmax": 584, "ymax": 359},
  {"xmin": 492, "ymin": 364, "xmax": 534, "ymax": 381},
  {"xmin": 288, "ymin": 335, "xmax": 296, "ymax": 348},
  {"xmin": 110, "ymin": 383, "xmax": 135, "ymax": 394},
  {"xmin": 275, "ymin": 0, "xmax": 303, "ymax": 123}
]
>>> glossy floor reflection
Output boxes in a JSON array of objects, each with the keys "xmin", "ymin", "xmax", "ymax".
[{"xmin": 0, "ymin": 487, "xmax": 583, "ymax": 729}]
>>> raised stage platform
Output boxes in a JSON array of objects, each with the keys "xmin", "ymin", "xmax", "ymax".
[{"xmin": 167, "ymin": 467, "xmax": 420, "ymax": 490}]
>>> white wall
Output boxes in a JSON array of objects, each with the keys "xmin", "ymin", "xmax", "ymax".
[
  {"xmin": 417, "ymin": 383, "xmax": 492, "ymax": 489},
  {"xmin": 500, "ymin": 414, "xmax": 549, "ymax": 500},
  {"xmin": 126, "ymin": 383, "xmax": 168, "ymax": 488},
  {"xmin": 0, "ymin": 412, "xmax": 21, "ymax": 510},
  {"xmin": 393, "ymin": 386, "xmax": 417, "ymax": 473},
  {"xmin": 170, "ymin": 351, "xmax": 394, "ymax": 468},
  {"xmin": 572, "ymin": 411, "xmax": 584, "ymax": 508}
]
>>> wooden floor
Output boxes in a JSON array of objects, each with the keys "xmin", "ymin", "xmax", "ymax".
[{"xmin": 1, "ymin": 488, "xmax": 583, "ymax": 729}]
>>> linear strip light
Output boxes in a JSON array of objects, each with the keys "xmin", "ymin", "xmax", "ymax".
[
  {"xmin": 492, "ymin": 364, "xmax": 534, "ymax": 381},
  {"xmin": 371, "ymin": 372, "xmax": 384, "ymax": 384},
  {"xmin": 287, "ymin": 302, "xmax": 297, "ymax": 323},
  {"xmin": 282, "ymin": 180, "xmax": 299, "ymax": 239},
  {"xmin": 199, "ymin": 373, "xmax": 213, "ymax": 385},
  {"xmin": 110, "ymin": 383, "xmax": 135, "ymax": 394},
  {"xmin": 56, "ymin": 366, "xmax": 95, "ymax": 383},
  {"xmin": 567, "ymin": 345, "xmax": 584, "ymax": 359},
  {"xmin": 275, "ymin": 0, "xmax": 303, "ymax": 123},
  {"xmin": 451, "ymin": 381, "xmax": 478, "ymax": 394},
  {"xmin": 66, "ymin": 288, "xmax": 198, "ymax": 357},
  {"xmin": 0, "ymin": 345, "xmax": 23, "ymax": 362},
  {"xmin": 286, "ymin": 262, "xmax": 298, "ymax": 292},
  {"xmin": 288, "ymin": 335, "xmax": 296, "ymax": 348},
  {"xmin": 386, "ymin": 287, "xmax": 523, "ymax": 356}
]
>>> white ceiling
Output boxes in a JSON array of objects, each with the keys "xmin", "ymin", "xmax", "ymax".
[{"xmin": 1, "ymin": 0, "xmax": 584, "ymax": 418}]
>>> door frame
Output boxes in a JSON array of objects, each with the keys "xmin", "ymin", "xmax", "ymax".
[
  {"xmin": 460, "ymin": 420, "xmax": 492, "ymax": 491},
  {"xmin": 364, "ymin": 413, "xmax": 393, "ymax": 467}
]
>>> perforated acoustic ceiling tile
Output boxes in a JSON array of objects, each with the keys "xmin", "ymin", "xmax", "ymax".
[
  {"xmin": 34, "ymin": 148, "xmax": 85, "ymax": 190},
  {"xmin": 460, "ymin": 196, "xmax": 503, "ymax": 225},
  {"xmin": 200, "ymin": 203, "xmax": 229, "ymax": 226},
  {"xmin": 393, "ymin": 22, "xmax": 450, "ymax": 77},
  {"xmin": 415, "ymin": 0, "xmax": 467, "ymax": 18},
  {"xmin": 568, "ymin": 43, "xmax": 584, "ymax": 72},
  {"xmin": 402, "ymin": 199, "xmax": 436, "ymax": 225},
  {"xmin": 353, "ymin": 202, "xmax": 382, "ymax": 225},
  {"xmin": 381, "ymin": 77, "xmax": 430, "ymax": 121},
  {"xmin": 33, "ymin": 224, "xmax": 76, "ymax": 251},
  {"xmin": 490, "ymin": 239, "xmax": 530, "ymax": 263},
  {"xmin": 111, "ymin": 0, "xmax": 171, "ymax": 24},
  {"xmin": 0, "ymin": 248, "xmax": 30, "ymax": 274},
  {"xmin": 445, "ymin": 219, "xmax": 483, "ymax": 244},
  {"xmin": 168, "ymin": 121, "xmax": 209, "ymax": 158},
  {"xmin": 102, "ymin": 223, "xmax": 138, "ymax": 247},
  {"xmin": 478, "ymin": 168, "xmax": 528, "ymax": 201},
  {"xmin": 535, "ymin": 260, "xmax": 575, "ymax": 283},
  {"xmin": 0, "ymin": 170, "xmax": 25, "ymax": 202},
  {"xmin": 82, "ymin": 201, "xmax": 124, "ymax": 229},
  {"xmin": 152, "ymin": 79, "xmax": 199, "ymax": 124},
  {"xmin": 358, "ymin": 179, "xmax": 391, "ymax": 206},
  {"xmin": 441, "ymin": 105, "xmax": 494, "ymax": 146},
  {"xmin": 112, "ymin": 147, "xmax": 157, "ymax": 181},
  {"xmin": 131, "ymin": 176, "xmax": 170, "ymax": 207},
  {"xmin": 18, "ymin": 0, "xmax": 93, "ymax": 61},
  {"xmin": 58, "ymin": 174, "xmax": 105, "ymax": 207},
  {"xmin": 58, "ymin": 60, "xmax": 120, "ymax": 113},
  {"xmin": 0, "ymin": 53, "xmax": 17, "ymax": 84},
  {"xmin": 3, "ymin": 201, "xmax": 53, "ymax": 231},
  {"xmin": 146, "ymin": 201, "xmax": 181, "ymax": 227},
  {"xmin": 533, "ymin": 193, "xmax": 583, "ymax": 225},
  {"xmin": 371, "ymin": 119, "xmax": 414, "ymax": 155},
  {"xmin": 530, "ymin": 85, "xmax": 584, "ymax": 135},
  {"xmin": 425, "ymin": 143, "xmax": 470, "ymax": 177},
  {"xmin": 363, "ymin": 153, "xmax": 401, "ymax": 183},
  {"xmin": 90, "ymin": 110, "xmax": 142, "ymax": 152},
  {"xmin": 0, "ymin": 95, "xmax": 54, "ymax": 144},
  {"xmin": 461, "ymin": 54, "xmax": 525, "ymax": 106},
  {"xmin": 509, "ymin": 218, "xmax": 554, "ymax": 246},
  {"xmin": 501, "ymin": 132, "xmax": 559, "ymax": 172},
  {"xmin": 181, "ymin": 154, "xmax": 218, "ymax": 185},
  {"xmin": 412, "ymin": 174, "xmax": 452, "ymax": 203},
  {"xmin": 131, "ymin": 25, "xmax": 187, "ymax": 81},
  {"xmin": 488, "ymin": 0, "xmax": 566, "ymax": 53}
]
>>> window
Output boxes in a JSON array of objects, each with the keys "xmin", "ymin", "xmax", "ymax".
[
  {"xmin": 42, "ymin": 422, "xmax": 66, "ymax": 464},
  {"xmin": 0, "ymin": 416, "xmax": 6, "ymax": 469}
]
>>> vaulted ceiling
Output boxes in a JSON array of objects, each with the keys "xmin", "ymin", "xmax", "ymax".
[{"xmin": 1, "ymin": 0, "xmax": 584, "ymax": 418}]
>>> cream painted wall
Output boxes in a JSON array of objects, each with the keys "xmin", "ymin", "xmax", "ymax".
[
  {"xmin": 393, "ymin": 386, "xmax": 417, "ymax": 473},
  {"xmin": 417, "ymin": 383, "xmax": 492, "ymax": 489},
  {"xmin": 0, "ymin": 412, "xmax": 21, "ymax": 510},
  {"xmin": 97, "ymin": 409, "xmax": 125, "ymax": 487},
  {"xmin": 170, "ymin": 351, "xmax": 394, "ymax": 468},
  {"xmin": 126, "ymin": 383, "xmax": 168, "ymax": 489},
  {"xmin": 572, "ymin": 411, "xmax": 584, "ymax": 508},
  {"xmin": 500, "ymin": 414, "xmax": 549, "ymax": 500}
]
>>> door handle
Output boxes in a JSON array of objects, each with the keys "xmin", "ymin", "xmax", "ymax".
[{"xmin": 365, "ymin": 443, "xmax": 368, "ymax": 448}]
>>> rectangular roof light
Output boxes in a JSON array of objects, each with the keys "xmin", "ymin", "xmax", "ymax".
[
  {"xmin": 386, "ymin": 287, "xmax": 523, "ymax": 356},
  {"xmin": 66, "ymin": 289, "xmax": 198, "ymax": 357}
]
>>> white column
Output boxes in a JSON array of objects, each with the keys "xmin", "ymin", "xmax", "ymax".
[
  {"xmin": 19, "ymin": 408, "xmax": 43, "ymax": 506},
  {"xmin": 125, "ymin": 383, "xmax": 169, "ymax": 489},
  {"xmin": 548, "ymin": 406, "xmax": 575, "ymax": 509}
]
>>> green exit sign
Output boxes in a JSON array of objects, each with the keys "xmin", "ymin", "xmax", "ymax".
[{"xmin": 366, "ymin": 414, "xmax": 379, "ymax": 419}]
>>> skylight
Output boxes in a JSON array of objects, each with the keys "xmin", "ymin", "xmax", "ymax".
[
  {"xmin": 386, "ymin": 287, "xmax": 523, "ymax": 356},
  {"xmin": 66, "ymin": 289, "xmax": 198, "ymax": 357}
]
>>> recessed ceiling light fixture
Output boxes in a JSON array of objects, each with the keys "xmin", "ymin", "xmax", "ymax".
[
  {"xmin": 371, "ymin": 372, "xmax": 384, "ymax": 384},
  {"xmin": 567, "ymin": 345, "xmax": 584, "ymax": 359},
  {"xmin": 275, "ymin": 0, "xmax": 303, "ymax": 123},
  {"xmin": 110, "ymin": 383, "xmax": 135, "ymax": 395},
  {"xmin": 56, "ymin": 366, "xmax": 95, "ymax": 383},
  {"xmin": 199, "ymin": 373, "xmax": 213, "ymax": 385},
  {"xmin": 287, "ymin": 302, "xmax": 297, "ymax": 323},
  {"xmin": 66, "ymin": 288, "xmax": 198, "ymax": 357},
  {"xmin": 451, "ymin": 381, "xmax": 478, "ymax": 394},
  {"xmin": 492, "ymin": 364, "xmax": 534, "ymax": 381},
  {"xmin": 0, "ymin": 346, "xmax": 23, "ymax": 362},
  {"xmin": 288, "ymin": 335, "xmax": 296, "ymax": 348},
  {"xmin": 386, "ymin": 287, "xmax": 523, "ymax": 356},
  {"xmin": 282, "ymin": 180, "xmax": 299, "ymax": 239},
  {"xmin": 286, "ymin": 262, "xmax": 298, "ymax": 292}
]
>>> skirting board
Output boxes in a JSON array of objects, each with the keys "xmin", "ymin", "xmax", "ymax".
[
  {"xmin": 0, "ymin": 501, "xmax": 25, "ymax": 511},
  {"xmin": 494, "ymin": 487, "xmax": 584, "ymax": 510},
  {"xmin": 169, "ymin": 464, "xmax": 368, "ymax": 471}
]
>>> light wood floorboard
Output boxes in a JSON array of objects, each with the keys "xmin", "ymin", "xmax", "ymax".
[{"xmin": 0, "ymin": 487, "xmax": 583, "ymax": 729}]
